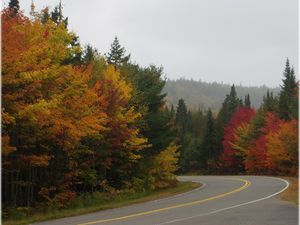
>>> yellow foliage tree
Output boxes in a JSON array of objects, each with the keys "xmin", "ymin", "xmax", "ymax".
[
  {"xmin": 266, "ymin": 119, "xmax": 298, "ymax": 175},
  {"xmin": 148, "ymin": 143, "xmax": 179, "ymax": 190}
]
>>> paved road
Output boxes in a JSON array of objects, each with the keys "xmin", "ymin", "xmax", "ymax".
[{"xmin": 34, "ymin": 176, "xmax": 298, "ymax": 225}]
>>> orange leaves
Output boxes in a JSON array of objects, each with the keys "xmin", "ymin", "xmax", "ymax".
[
  {"xmin": 20, "ymin": 154, "xmax": 52, "ymax": 167},
  {"xmin": 265, "ymin": 119, "xmax": 298, "ymax": 175}
]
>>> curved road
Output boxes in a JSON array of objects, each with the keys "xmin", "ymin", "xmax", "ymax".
[{"xmin": 35, "ymin": 176, "xmax": 298, "ymax": 225}]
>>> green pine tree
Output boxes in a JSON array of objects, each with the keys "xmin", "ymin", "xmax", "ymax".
[
  {"xmin": 175, "ymin": 99, "xmax": 188, "ymax": 135},
  {"xmin": 106, "ymin": 37, "xmax": 130, "ymax": 68},
  {"xmin": 198, "ymin": 109, "xmax": 215, "ymax": 171},
  {"xmin": 244, "ymin": 94, "xmax": 251, "ymax": 107},
  {"xmin": 278, "ymin": 59, "xmax": 298, "ymax": 120}
]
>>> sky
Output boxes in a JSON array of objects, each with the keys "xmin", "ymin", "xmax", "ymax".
[{"xmin": 3, "ymin": 0, "xmax": 298, "ymax": 87}]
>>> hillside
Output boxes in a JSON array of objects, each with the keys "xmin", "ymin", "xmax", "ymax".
[{"xmin": 163, "ymin": 79, "xmax": 280, "ymax": 110}]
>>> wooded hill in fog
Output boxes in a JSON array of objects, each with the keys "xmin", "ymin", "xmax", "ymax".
[{"xmin": 164, "ymin": 79, "xmax": 280, "ymax": 110}]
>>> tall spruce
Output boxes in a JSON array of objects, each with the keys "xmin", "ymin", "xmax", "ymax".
[
  {"xmin": 244, "ymin": 94, "xmax": 251, "ymax": 107},
  {"xmin": 106, "ymin": 37, "xmax": 130, "ymax": 68},
  {"xmin": 278, "ymin": 59, "xmax": 298, "ymax": 120},
  {"xmin": 214, "ymin": 85, "xmax": 241, "ymax": 160},
  {"xmin": 198, "ymin": 109, "xmax": 215, "ymax": 170},
  {"xmin": 176, "ymin": 99, "xmax": 188, "ymax": 135},
  {"xmin": 262, "ymin": 90, "xmax": 278, "ymax": 112}
]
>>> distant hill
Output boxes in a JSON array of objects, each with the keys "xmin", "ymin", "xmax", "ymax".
[{"xmin": 163, "ymin": 79, "xmax": 280, "ymax": 110}]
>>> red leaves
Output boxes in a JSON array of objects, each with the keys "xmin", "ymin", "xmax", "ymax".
[{"xmin": 219, "ymin": 107, "xmax": 256, "ymax": 172}]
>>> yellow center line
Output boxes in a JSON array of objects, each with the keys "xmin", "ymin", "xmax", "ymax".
[{"xmin": 78, "ymin": 178, "xmax": 251, "ymax": 225}]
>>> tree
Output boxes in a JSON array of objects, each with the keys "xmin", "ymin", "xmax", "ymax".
[
  {"xmin": 261, "ymin": 90, "xmax": 278, "ymax": 113},
  {"xmin": 266, "ymin": 119, "xmax": 298, "ymax": 175},
  {"xmin": 83, "ymin": 44, "xmax": 98, "ymax": 64},
  {"xmin": 214, "ymin": 85, "xmax": 242, "ymax": 161},
  {"xmin": 8, "ymin": 0, "xmax": 19, "ymax": 15},
  {"xmin": 175, "ymin": 99, "xmax": 188, "ymax": 135},
  {"xmin": 219, "ymin": 107, "xmax": 256, "ymax": 173},
  {"xmin": 50, "ymin": 1, "xmax": 68, "ymax": 26},
  {"xmin": 244, "ymin": 94, "xmax": 251, "ymax": 107},
  {"xmin": 244, "ymin": 112, "xmax": 282, "ymax": 174},
  {"xmin": 147, "ymin": 144, "xmax": 179, "ymax": 190},
  {"xmin": 278, "ymin": 59, "xmax": 298, "ymax": 120},
  {"xmin": 41, "ymin": 7, "xmax": 50, "ymax": 24},
  {"xmin": 106, "ymin": 36, "xmax": 130, "ymax": 68},
  {"xmin": 198, "ymin": 109, "xmax": 216, "ymax": 171}
]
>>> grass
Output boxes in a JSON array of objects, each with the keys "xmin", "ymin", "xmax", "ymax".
[
  {"xmin": 279, "ymin": 176, "xmax": 298, "ymax": 205},
  {"xmin": 3, "ymin": 181, "xmax": 201, "ymax": 225}
]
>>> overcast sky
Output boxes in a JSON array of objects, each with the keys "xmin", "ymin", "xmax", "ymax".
[{"xmin": 3, "ymin": 0, "xmax": 298, "ymax": 87}]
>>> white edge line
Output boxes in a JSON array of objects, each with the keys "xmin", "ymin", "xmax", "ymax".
[
  {"xmin": 152, "ymin": 181, "xmax": 206, "ymax": 203},
  {"xmin": 156, "ymin": 176, "xmax": 290, "ymax": 225}
]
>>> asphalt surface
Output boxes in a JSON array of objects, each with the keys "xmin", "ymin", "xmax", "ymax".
[{"xmin": 34, "ymin": 176, "xmax": 298, "ymax": 225}]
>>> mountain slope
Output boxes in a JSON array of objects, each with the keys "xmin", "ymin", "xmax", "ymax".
[{"xmin": 163, "ymin": 79, "xmax": 280, "ymax": 110}]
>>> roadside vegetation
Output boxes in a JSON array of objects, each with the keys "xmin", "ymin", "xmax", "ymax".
[
  {"xmin": 280, "ymin": 177, "xmax": 298, "ymax": 205},
  {"xmin": 3, "ymin": 181, "xmax": 200, "ymax": 225}
]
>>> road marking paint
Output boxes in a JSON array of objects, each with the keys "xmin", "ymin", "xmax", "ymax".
[
  {"xmin": 77, "ymin": 178, "xmax": 250, "ymax": 225},
  {"xmin": 156, "ymin": 176, "xmax": 290, "ymax": 225}
]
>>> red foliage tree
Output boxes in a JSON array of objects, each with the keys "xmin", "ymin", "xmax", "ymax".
[
  {"xmin": 219, "ymin": 107, "xmax": 256, "ymax": 173},
  {"xmin": 245, "ymin": 112, "xmax": 283, "ymax": 174}
]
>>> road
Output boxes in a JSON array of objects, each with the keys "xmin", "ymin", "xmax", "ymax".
[{"xmin": 34, "ymin": 176, "xmax": 298, "ymax": 225}]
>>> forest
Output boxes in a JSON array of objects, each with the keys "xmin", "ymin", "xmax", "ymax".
[
  {"xmin": 2, "ymin": 0, "xmax": 299, "ymax": 221},
  {"xmin": 164, "ymin": 79, "xmax": 280, "ymax": 110}
]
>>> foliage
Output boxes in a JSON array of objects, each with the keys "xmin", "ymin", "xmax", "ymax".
[{"xmin": 219, "ymin": 107, "xmax": 256, "ymax": 173}]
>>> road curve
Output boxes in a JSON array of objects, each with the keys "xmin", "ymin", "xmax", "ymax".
[{"xmin": 34, "ymin": 176, "xmax": 298, "ymax": 225}]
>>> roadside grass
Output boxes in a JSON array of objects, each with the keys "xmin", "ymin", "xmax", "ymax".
[
  {"xmin": 279, "ymin": 176, "xmax": 298, "ymax": 205},
  {"xmin": 3, "ymin": 181, "xmax": 200, "ymax": 225}
]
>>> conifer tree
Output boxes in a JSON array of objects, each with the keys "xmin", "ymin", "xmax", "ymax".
[
  {"xmin": 199, "ymin": 109, "xmax": 215, "ymax": 170},
  {"xmin": 244, "ymin": 94, "xmax": 251, "ymax": 107},
  {"xmin": 278, "ymin": 59, "xmax": 298, "ymax": 120},
  {"xmin": 175, "ymin": 99, "xmax": 188, "ymax": 135},
  {"xmin": 8, "ymin": 0, "xmax": 19, "ymax": 15},
  {"xmin": 106, "ymin": 36, "xmax": 130, "ymax": 68}
]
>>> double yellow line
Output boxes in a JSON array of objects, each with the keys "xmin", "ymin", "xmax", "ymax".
[{"xmin": 78, "ymin": 178, "xmax": 251, "ymax": 225}]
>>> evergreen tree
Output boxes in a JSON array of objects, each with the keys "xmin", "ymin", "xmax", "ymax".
[
  {"xmin": 8, "ymin": 0, "xmax": 19, "ymax": 15},
  {"xmin": 214, "ymin": 85, "xmax": 241, "ymax": 160},
  {"xmin": 199, "ymin": 109, "xmax": 215, "ymax": 170},
  {"xmin": 41, "ymin": 7, "xmax": 50, "ymax": 24},
  {"xmin": 175, "ymin": 99, "xmax": 188, "ymax": 135},
  {"xmin": 262, "ymin": 90, "xmax": 278, "ymax": 112},
  {"xmin": 106, "ymin": 36, "xmax": 130, "ymax": 68},
  {"xmin": 83, "ymin": 44, "xmax": 98, "ymax": 64},
  {"xmin": 278, "ymin": 59, "xmax": 298, "ymax": 120},
  {"xmin": 244, "ymin": 94, "xmax": 251, "ymax": 107},
  {"xmin": 50, "ymin": 1, "xmax": 68, "ymax": 27}
]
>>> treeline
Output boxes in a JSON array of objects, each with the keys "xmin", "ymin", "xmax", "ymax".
[
  {"xmin": 173, "ymin": 60, "xmax": 298, "ymax": 175},
  {"xmin": 164, "ymin": 78, "xmax": 280, "ymax": 110},
  {"xmin": 2, "ymin": 2, "xmax": 178, "ymax": 210}
]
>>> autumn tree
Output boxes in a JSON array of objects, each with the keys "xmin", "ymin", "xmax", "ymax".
[
  {"xmin": 219, "ymin": 107, "xmax": 256, "ymax": 173},
  {"xmin": 214, "ymin": 85, "xmax": 242, "ymax": 161}
]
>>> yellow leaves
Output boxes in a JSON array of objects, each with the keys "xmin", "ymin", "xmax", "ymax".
[
  {"xmin": 266, "ymin": 120, "xmax": 298, "ymax": 175},
  {"xmin": 102, "ymin": 65, "xmax": 133, "ymax": 103},
  {"xmin": 231, "ymin": 123, "xmax": 252, "ymax": 156},
  {"xmin": 150, "ymin": 143, "xmax": 179, "ymax": 178},
  {"xmin": 18, "ymin": 98, "xmax": 59, "ymax": 122}
]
